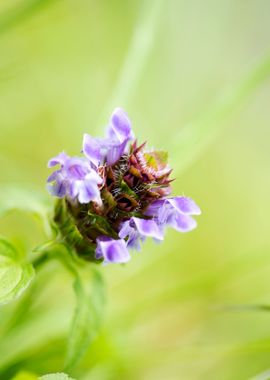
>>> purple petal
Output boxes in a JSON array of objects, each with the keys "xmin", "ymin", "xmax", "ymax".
[
  {"xmin": 47, "ymin": 179, "xmax": 67, "ymax": 198},
  {"xmin": 85, "ymin": 170, "xmax": 103, "ymax": 185},
  {"xmin": 69, "ymin": 181, "xmax": 79, "ymax": 199},
  {"xmin": 144, "ymin": 199, "xmax": 166, "ymax": 216},
  {"xmin": 48, "ymin": 152, "xmax": 68, "ymax": 168},
  {"xmin": 119, "ymin": 221, "xmax": 142, "ymax": 250},
  {"xmin": 118, "ymin": 220, "xmax": 131, "ymax": 239},
  {"xmin": 106, "ymin": 139, "xmax": 127, "ymax": 165},
  {"xmin": 132, "ymin": 217, "xmax": 164, "ymax": 241},
  {"xmin": 127, "ymin": 235, "xmax": 143, "ymax": 250},
  {"xmin": 47, "ymin": 170, "xmax": 60, "ymax": 183},
  {"xmin": 144, "ymin": 200, "xmax": 170, "ymax": 225},
  {"xmin": 107, "ymin": 108, "xmax": 134, "ymax": 143},
  {"xmin": 168, "ymin": 197, "xmax": 201, "ymax": 215},
  {"xmin": 83, "ymin": 134, "xmax": 103, "ymax": 167},
  {"xmin": 77, "ymin": 179, "xmax": 101, "ymax": 204},
  {"xmin": 96, "ymin": 237, "xmax": 130, "ymax": 264},
  {"xmin": 65, "ymin": 157, "xmax": 90, "ymax": 179},
  {"xmin": 168, "ymin": 213, "xmax": 197, "ymax": 232}
]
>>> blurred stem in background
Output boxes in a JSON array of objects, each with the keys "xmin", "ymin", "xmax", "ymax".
[
  {"xmin": 0, "ymin": 0, "xmax": 56, "ymax": 35},
  {"xmin": 99, "ymin": 0, "xmax": 163, "ymax": 126},
  {"xmin": 171, "ymin": 53, "xmax": 270, "ymax": 175}
]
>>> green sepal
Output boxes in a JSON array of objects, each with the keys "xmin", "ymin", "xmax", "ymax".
[
  {"xmin": 101, "ymin": 188, "xmax": 117, "ymax": 212},
  {"xmin": 85, "ymin": 212, "xmax": 119, "ymax": 240},
  {"xmin": 53, "ymin": 199, "xmax": 97, "ymax": 262},
  {"xmin": 119, "ymin": 180, "xmax": 139, "ymax": 199}
]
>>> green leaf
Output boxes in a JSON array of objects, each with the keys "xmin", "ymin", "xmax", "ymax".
[
  {"xmin": 39, "ymin": 373, "xmax": 75, "ymax": 380},
  {"xmin": 0, "ymin": 237, "xmax": 34, "ymax": 305},
  {"xmin": 0, "ymin": 186, "xmax": 52, "ymax": 237},
  {"xmin": 65, "ymin": 269, "xmax": 106, "ymax": 371}
]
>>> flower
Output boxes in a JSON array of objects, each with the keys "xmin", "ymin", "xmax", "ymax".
[
  {"xmin": 47, "ymin": 153, "xmax": 102, "ymax": 204},
  {"xmin": 95, "ymin": 236, "xmax": 130, "ymax": 264},
  {"xmin": 145, "ymin": 196, "xmax": 201, "ymax": 232},
  {"xmin": 47, "ymin": 108, "xmax": 201, "ymax": 264},
  {"xmin": 119, "ymin": 217, "xmax": 163, "ymax": 250}
]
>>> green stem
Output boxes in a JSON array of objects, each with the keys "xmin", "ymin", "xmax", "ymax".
[{"xmin": 31, "ymin": 248, "xmax": 50, "ymax": 270}]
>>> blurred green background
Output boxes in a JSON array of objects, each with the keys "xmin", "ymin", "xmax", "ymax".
[{"xmin": 0, "ymin": 1, "xmax": 270, "ymax": 379}]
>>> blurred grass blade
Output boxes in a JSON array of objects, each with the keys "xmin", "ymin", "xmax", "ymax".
[
  {"xmin": 65, "ymin": 269, "xmax": 105, "ymax": 371},
  {"xmin": 250, "ymin": 369, "xmax": 270, "ymax": 380},
  {"xmin": 219, "ymin": 304, "xmax": 270, "ymax": 313},
  {"xmin": 171, "ymin": 53, "xmax": 270, "ymax": 174},
  {"xmin": 0, "ymin": 236, "xmax": 34, "ymax": 305},
  {"xmin": 0, "ymin": 0, "xmax": 56, "ymax": 35},
  {"xmin": 99, "ymin": 0, "xmax": 163, "ymax": 125}
]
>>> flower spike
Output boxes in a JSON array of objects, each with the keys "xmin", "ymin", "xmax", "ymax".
[{"xmin": 47, "ymin": 108, "xmax": 201, "ymax": 264}]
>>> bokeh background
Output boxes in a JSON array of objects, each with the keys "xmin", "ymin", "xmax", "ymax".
[{"xmin": 0, "ymin": 1, "xmax": 270, "ymax": 379}]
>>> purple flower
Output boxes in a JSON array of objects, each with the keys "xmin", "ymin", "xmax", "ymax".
[
  {"xmin": 47, "ymin": 107, "xmax": 201, "ymax": 265},
  {"xmin": 83, "ymin": 108, "xmax": 134, "ymax": 166},
  {"xmin": 95, "ymin": 236, "xmax": 130, "ymax": 264},
  {"xmin": 107, "ymin": 107, "xmax": 134, "ymax": 143},
  {"xmin": 119, "ymin": 217, "xmax": 163, "ymax": 250},
  {"xmin": 145, "ymin": 196, "xmax": 201, "ymax": 233},
  {"xmin": 47, "ymin": 153, "xmax": 102, "ymax": 204}
]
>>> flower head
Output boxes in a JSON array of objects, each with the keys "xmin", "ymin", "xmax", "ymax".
[{"xmin": 47, "ymin": 108, "xmax": 201, "ymax": 264}]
